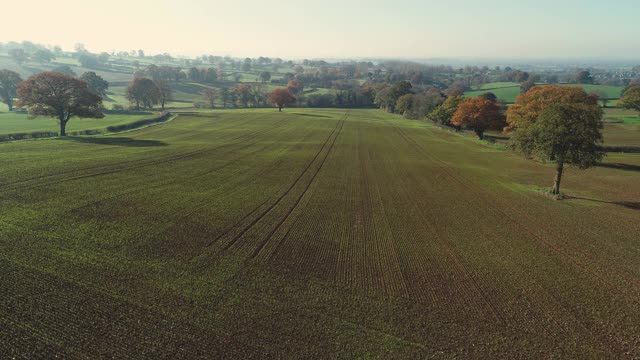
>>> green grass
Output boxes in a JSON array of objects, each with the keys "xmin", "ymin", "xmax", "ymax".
[
  {"xmin": 465, "ymin": 83, "xmax": 626, "ymax": 104},
  {"xmin": 1, "ymin": 108, "xmax": 639, "ymax": 357},
  {"xmin": 0, "ymin": 112, "xmax": 156, "ymax": 136}
]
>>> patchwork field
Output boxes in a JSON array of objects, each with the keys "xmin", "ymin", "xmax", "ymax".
[
  {"xmin": 1, "ymin": 109, "xmax": 639, "ymax": 357},
  {"xmin": 465, "ymin": 82, "xmax": 625, "ymax": 104}
]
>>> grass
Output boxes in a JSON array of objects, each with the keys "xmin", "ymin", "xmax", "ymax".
[
  {"xmin": 0, "ymin": 112, "xmax": 156, "ymax": 136},
  {"xmin": 465, "ymin": 83, "xmax": 626, "ymax": 104},
  {"xmin": 1, "ymin": 108, "xmax": 639, "ymax": 358}
]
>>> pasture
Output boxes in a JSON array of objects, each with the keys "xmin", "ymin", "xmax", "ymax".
[
  {"xmin": 0, "ymin": 112, "xmax": 156, "ymax": 137},
  {"xmin": 465, "ymin": 82, "xmax": 626, "ymax": 104},
  {"xmin": 1, "ymin": 109, "xmax": 639, "ymax": 357}
]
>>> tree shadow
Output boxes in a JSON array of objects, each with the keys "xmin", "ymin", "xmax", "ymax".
[
  {"xmin": 290, "ymin": 113, "xmax": 332, "ymax": 118},
  {"xmin": 565, "ymin": 196, "xmax": 640, "ymax": 211},
  {"xmin": 596, "ymin": 163, "xmax": 640, "ymax": 172},
  {"xmin": 65, "ymin": 136, "xmax": 168, "ymax": 147}
]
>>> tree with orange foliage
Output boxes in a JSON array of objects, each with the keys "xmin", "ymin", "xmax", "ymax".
[
  {"xmin": 506, "ymin": 85, "xmax": 598, "ymax": 131},
  {"xmin": 451, "ymin": 96, "xmax": 504, "ymax": 140},
  {"xmin": 268, "ymin": 88, "xmax": 296, "ymax": 112},
  {"xmin": 286, "ymin": 79, "xmax": 304, "ymax": 97}
]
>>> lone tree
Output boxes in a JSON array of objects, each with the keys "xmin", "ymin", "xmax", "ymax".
[
  {"xmin": 618, "ymin": 84, "xmax": 640, "ymax": 114},
  {"xmin": 17, "ymin": 72, "xmax": 103, "ymax": 136},
  {"xmin": 513, "ymin": 103, "xmax": 604, "ymax": 195},
  {"xmin": 451, "ymin": 96, "xmax": 504, "ymax": 139},
  {"xmin": 0, "ymin": 69, "xmax": 23, "ymax": 111},
  {"xmin": 80, "ymin": 71, "xmax": 109, "ymax": 96},
  {"xmin": 268, "ymin": 88, "xmax": 296, "ymax": 112},
  {"xmin": 127, "ymin": 77, "xmax": 160, "ymax": 110}
]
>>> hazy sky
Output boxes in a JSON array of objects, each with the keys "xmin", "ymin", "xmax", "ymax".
[{"xmin": 3, "ymin": 0, "xmax": 639, "ymax": 59}]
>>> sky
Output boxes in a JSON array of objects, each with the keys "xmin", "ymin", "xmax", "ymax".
[{"xmin": 3, "ymin": 0, "xmax": 639, "ymax": 59}]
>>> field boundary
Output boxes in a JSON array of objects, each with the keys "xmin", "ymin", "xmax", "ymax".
[{"xmin": 0, "ymin": 112, "xmax": 175, "ymax": 144}]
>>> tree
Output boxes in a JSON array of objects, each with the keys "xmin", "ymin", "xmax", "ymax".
[
  {"xmin": 618, "ymin": 85, "xmax": 640, "ymax": 114},
  {"xmin": 8, "ymin": 49, "xmax": 28, "ymax": 65},
  {"xmin": 127, "ymin": 77, "xmax": 160, "ymax": 110},
  {"xmin": 395, "ymin": 94, "xmax": 414, "ymax": 116},
  {"xmin": 17, "ymin": 72, "xmax": 103, "ymax": 136},
  {"xmin": 138, "ymin": 49, "xmax": 145, "ymax": 58},
  {"xmin": 513, "ymin": 103, "xmax": 604, "ymax": 195},
  {"xmin": 506, "ymin": 85, "xmax": 598, "ymax": 131},
  {"xmin": 259, "ymin": 71, "xmax": 271, "ymax": 83},
  {"xmin": 520, "ymin": 80, "xmax": 535, "ymax": 94},
  {"xmin": 481, "ymin": 92, "xmax": 498, "ymax": 103},
  {"xmin": 233, "ymin": 83, "xmax": 252, "ymax": 108},
  {"xmin": 32, "ymin": 49, "xmax": 55, "ymax": 63},
  {"xmin": 220, "ymin": 87, "xmax": 231, "ymax": 108},
  {"xmin": 268, "ymin": 88, "xmax": 296, "ymax": 111},
  {"xmin": 286, "ymin": 79, "xmax": 304, "ymax": 97},
  {"xmin": 156, "ymin": 80, "xmax": 172, "ymax": 110},
  {"xmin": 52, "ymin": 65, "xmax": 76, "ymax": 76},
  {"xmin": 201, "ymin": 88, "xmax": 217, "ymax": 109},
  {"xmin": 80, "ymin": 72, "xmax": 109, "ymax": 96},
  {"xmin": 575, "ymin": 70, "xmax": 594, "ymax": 84},
  {"xmin": 451, "ymin": 96, "xmax": 505, "ymax": 139},
  {"xmin": 78, "ymin": 53, "xmax": 100, "ymax": 68},
  {"xmin": 427, "ymin": 96, "xmax": 464, "ymax": 126},
  {"xmin": 242, "ymin": 58, "xmax": 252, "ymax": 72},
  {"xmin": 0, "ymin": 69, "xmax": 23, "ymax": 111}
]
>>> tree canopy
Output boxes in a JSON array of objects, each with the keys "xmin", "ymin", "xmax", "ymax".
[
  {"xmin": 0, "ymin": 69, "xmax": 23, "ymax": 111},
  {"xmin": 17, "ymin": 71, "xmax": 103, "ymax": 136},
  {"xmin": 451, "ymin": 96, "xmax": 505, "ymax": 139},
  {"xmin": 127, "ymin": 77, "xmax": 160, "ymax": 110},
  {"xmin": 618, "ymin": 85, "xmax": 640, "ymax": 113},
  {"xmin": 512, "ymin": 103, "xmax": 604, "ymax": 194},
  {"xmin": 80, "ymin": 71, "xmax": 109, "ymax": 96},
  {"xmin": 506, "ymin": 85, "xmax": 598, "ymax": 131},
  {"xmin": 268, "ymin": 88, "xmax": 296, "ymax": 111}
]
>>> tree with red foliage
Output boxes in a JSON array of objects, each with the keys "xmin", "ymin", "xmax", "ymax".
[
  {"xmin": 268, "ymin": 88, "xmax": 296, "ymax": 112},
  {"xmin": 451, "ymin": 96, "xmax": 505, "ymax": 140}
]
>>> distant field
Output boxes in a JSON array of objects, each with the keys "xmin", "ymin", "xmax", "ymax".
[
  {"xmin": 1, "ymin": 109, "xmax": 638, "ymax": 357},
  {"xmin": 465, "ymin": 82, "xmax": 520, "ymax": 102},
  {"xmin": 465, "ymin": 83, "xmax": 626, "ymax": 104},
  {"xmin": 0, "ymin": 112, "xmax": 155, "ymax": 136}
]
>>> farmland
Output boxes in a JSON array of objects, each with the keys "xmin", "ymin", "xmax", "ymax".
[
  {"xmin": 1, "ymin": 109, "xmax": 639, "ymax": 357},
  {"xmin": 465, "ymin": 82, "xmax": 626, "ymax": 104}
]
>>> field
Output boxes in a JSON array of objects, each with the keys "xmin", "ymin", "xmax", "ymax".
[
  {"xmin": 0, "ymin": 112, "xmax": 157, "ymax": 137},
  {"xmin": 465, "ymin": 82, "xmax": 626, "ymax": 104},
  {"xmin": 1, "ymin": 109, "xmax": 639, "ymax": 357}
]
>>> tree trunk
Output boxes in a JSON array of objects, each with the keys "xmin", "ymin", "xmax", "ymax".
[
  {"xmin": 278, "ymin": 106, "xmax": 282, "ymax": 112},
  {"xmin": 136, "ymin": 101, "xmax": 140, "ymax": 111},
  {"xmin": 552, "ymin": 156, "xmax": 564, "ymax": 195},
  {"xmin": 475, "ymin": 130, "xmax": 484, "ymax": 140},
  {"xmin": 60, "ymin": 120, "xmax": 67, "ymax": 137},
  {"xmin": 7, "ymin": 102, "xmax": 13, "ymax": 111}
]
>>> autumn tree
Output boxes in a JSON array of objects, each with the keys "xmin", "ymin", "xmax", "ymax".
[
  {"xmin": 220, "ymin": 87, "xmax": 231, "ymax": 108},
  {"xmin": 286, "ymin": 79, "xmax": 304, "ymax": 97},
  {"xmin": 201, "ymin": 88, "xmax": 217, "ymax": 109},
  {"xmin": 618, "ymin": 85, "xmax": 640, "ymax": 114},
  {"xmin": 233, "ymin": 83, "xmax": 252, "ymax": 108},
  {"xmin": 127, "ymin": 77, "xmax": 160, "ymax": 110},
  {"xmin": 513, "ymin": 103, "xmax": 604, "ymax": 195},
  {"xmin": 268, "ymin": 88, "xmax": 296, "ymax": 111},
  {"xmin": 451, "ymin": 96, "xmax": 505, "ymax": 139},
  {"xmin": 506, "ymin": 85, "xmax": 598, "ymax": 131},
  {"xmin": 0, "ymin": 69, "xmax": 22, "ymax": 111},
  {"xmin": 156, "ymin": 80, "xmax": 172, "ymax": 110},
  {"xmin": 80, "ymin": 71, "xmax": 109, "ymax": 96},
  {"xmin": 17, "ymin": 72, "xmax": 103, "ymax": 136}
]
